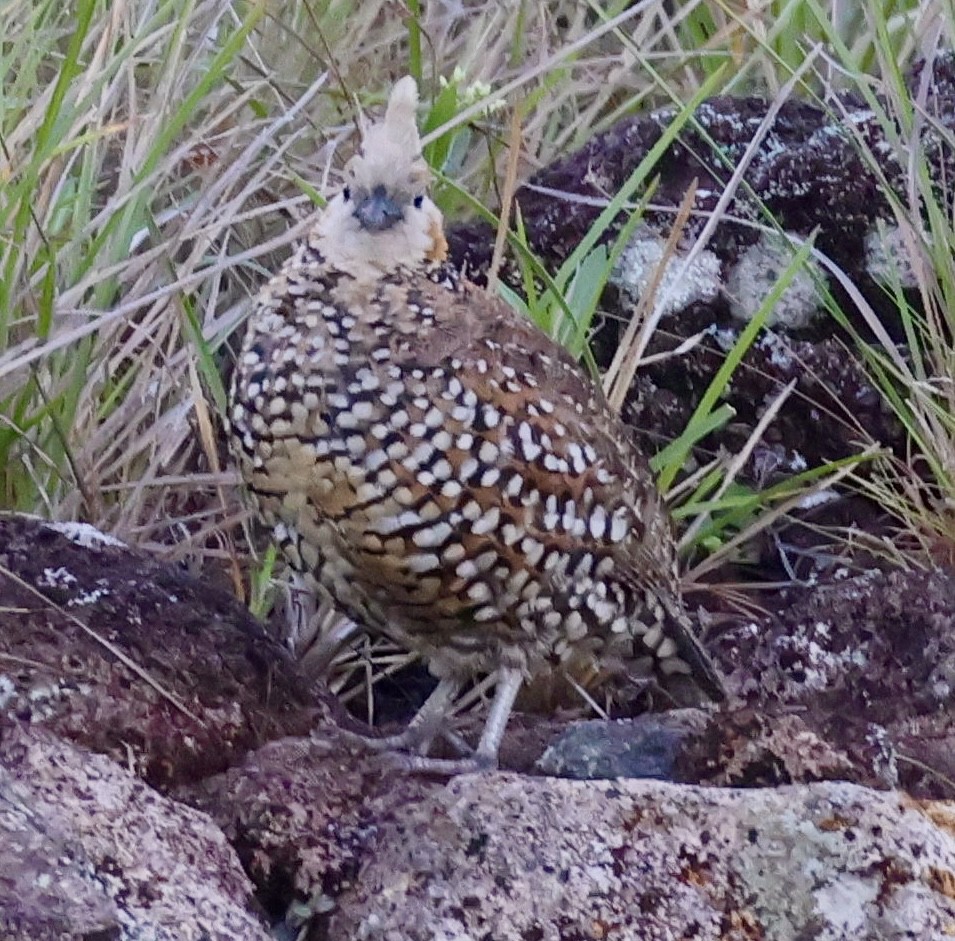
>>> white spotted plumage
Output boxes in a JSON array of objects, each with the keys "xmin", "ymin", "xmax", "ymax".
[{"xmin": 227, "ymin": 75, "xmax": 724, "ymax": 771}]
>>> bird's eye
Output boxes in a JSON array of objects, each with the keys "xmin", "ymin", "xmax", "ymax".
[
  {"xmin": 413, "ymin": 195, "xmax": 424, "ymax": 209},
  {"xmin": 342, "ymin": 186, "xmax": 351, "ymax": 201}
]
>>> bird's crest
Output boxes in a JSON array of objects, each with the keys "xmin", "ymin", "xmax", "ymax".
[
  {"xmin": 313, "ymin": 76, "xmax": 446, "ymax": 277},
  {"xmin": 348, "ymin": 76, "xmax": 431, "ymax": 194}
]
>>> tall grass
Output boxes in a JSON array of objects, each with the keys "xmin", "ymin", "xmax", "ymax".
[
  {"xmin": 0, "ymin": 0, "xmax": 312, "ymax": 550},
  {"xmin": 0, "ymin": 0, "xmax": 953, "ymax": 593}
]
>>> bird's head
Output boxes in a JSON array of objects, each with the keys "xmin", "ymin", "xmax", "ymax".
[{"xmin": 314, "ymin": 76, "xmax": 448, "ymax": 278}]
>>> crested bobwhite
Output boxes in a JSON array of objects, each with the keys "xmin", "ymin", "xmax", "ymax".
[{"xmin": 228, "ymin": 77, "xmax": 724, "ymax": 771}]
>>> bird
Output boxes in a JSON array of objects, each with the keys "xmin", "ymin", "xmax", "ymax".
[{"xmin": 228, "ymin": 76, "xmax": 724, "ymax": 772}]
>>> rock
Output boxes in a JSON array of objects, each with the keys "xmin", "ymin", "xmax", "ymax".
[
  {"xmin": 713, "ymin": 566, "xmax": 955, "ymax": 798},
  {"xmin": 178, "ymin": 735, "xmax": 389, "ymax": 913},
  {"xmin": 444, "ymin": 55, "xmax": 955, "ymax": 488},
  {"xmin": 179, "ymin": 714, "xmax": 948, "ymax": 938},
  {"xmin": 538, "ymin": 709, "xmax": 863, "ymax": 788},
  {"xmin": 449, "ymin": 55, "xmax": 955, "ymax": 323},
  {"xmin": 0, "ymin": 721, "xmax": 271, "ymax": 941},
  {"xmin": 7, "ymin": 515, "xmax": 954, "ymax": 936},
  {"xmin": 327, "ymin": 774, "xmax": 955, "ymax": 940},
  {"xmin": 536, "ymin": 711, "xmax": 710, "ymax": 780},
  {"xmin": 0, "ymin": 513, "xmax": 318, "ymax": 788},
  {"xmin": 675, "ymin": 708, "xmax": 864, "ymax": 788},
  {"xmin": 178, "ymin": 734, "xmax": 450, "ymax": 937}
]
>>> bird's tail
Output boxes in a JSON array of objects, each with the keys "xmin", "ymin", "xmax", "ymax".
[{"xmin": 643, "ymin": 594, "xmax": 726, "ymax": 703}]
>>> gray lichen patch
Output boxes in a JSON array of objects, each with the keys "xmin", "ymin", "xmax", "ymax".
[
  {"xmin": 42, "ymin": 519, "xmax": 128, "ymax": 549},
  {"xmin": 864, "ymin": 222, "xmax": 921, "ymax": 288},
  {"xmin": 612, "ymin": 228, "xmax": 722, "ymax": 317},
  {"xmin": 724, "ymin": 232, "xmax": 825, "ymax": 329}
]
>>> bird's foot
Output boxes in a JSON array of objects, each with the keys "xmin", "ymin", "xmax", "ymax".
[
  {"xmin": 334, "ymin": 725, "xmax": 493, "ymax": 774},
  {"xmin": 336, "ymin": 721, "xmax": 473, "ymax": 758},
  {"xmin": 377, "ymin": 749, "xmax": 498, "ymax": 776},
  {"xmin": 336, "ymin": 725, "xmax": 429, "ymax": 754},
  {"xmin": 326, "ymin": 669, "xmax": 521, "ymax": 776}
]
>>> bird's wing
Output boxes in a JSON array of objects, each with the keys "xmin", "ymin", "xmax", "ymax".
[
  {"xmin": 366, "ymin": 272, "xmax": 724, "ymax": 696},
  {"xmin": 401, "ymin": 274, "xmax": 679, "ymax": 584}
]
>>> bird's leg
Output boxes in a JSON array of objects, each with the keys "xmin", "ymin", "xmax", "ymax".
[
  {"xmin": 382, "ymin": 666, "xmax": 524, "ymax": 775},
  {"xmin": 473, "ymin": 666, "xmax": 523, "ymax": 765},
  {"xmin": 337, "ymin": 676, "xmax": 463, "ymax": 754}
]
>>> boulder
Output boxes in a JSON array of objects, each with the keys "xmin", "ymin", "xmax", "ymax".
[{"xmin": 0, "ymin": 721, "xmax": 271, "ymax": 941}]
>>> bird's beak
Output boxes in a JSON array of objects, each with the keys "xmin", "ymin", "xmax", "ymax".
[{"xmin": 353, "ymin": 186, "xmax": 404, "ymax": 232}]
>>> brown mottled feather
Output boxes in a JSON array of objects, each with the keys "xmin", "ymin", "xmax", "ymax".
[{"xmin": 228, "ymin": 77, "xmax": 723, "ymax": 767}]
